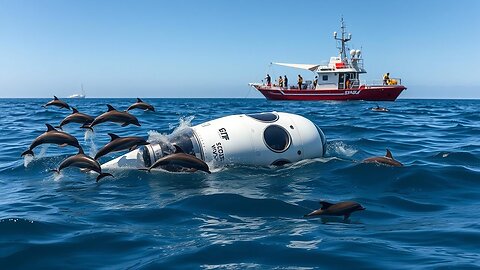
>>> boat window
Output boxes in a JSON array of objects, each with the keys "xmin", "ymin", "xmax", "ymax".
[
  {"xmin": 247, "ymin": 112, "xmax": 279, "ymax": 122},
  {"xmin": 263, "ymin": 125, "xmax": 291, "ymax": 153},
  {"xmin": 322, "ymin": 75, "xmax": 328, "ymax": 81}
]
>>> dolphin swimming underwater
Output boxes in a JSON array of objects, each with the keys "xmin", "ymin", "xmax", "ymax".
[
  {"xmin": 81, "ymin": 104, "xmax": 140, "ymax": 131},
  {"xmin": 51, "ymin": 148, "xmax": 113, "ymax": 182},
  {"xmin": 21, "ymin": 124, "xmax": 81, "ymax": 157},
  {"xmin": 94, "ymin": 133, "xmax": 149, "ymax": 160},
  {"xmin": 43, "ymin": 96, "xmax": 71, "ymax": 110},
  {"xmin": 304, "ymin": 201, "xmax": 365, "ymax": 219},
  {"xmin": 141, "ymin": 153, "xmax": 211, "ymax": 174},
  {"xmin": 57, "ymin": 107, "xmax": 94, "ymax": 128},
  {"xmin": 127, "ymin": 98, "xmax": 155, "ymax": 112},
  {"xmin": 363, "ymin": 149, "xmax": 403, "ymax": 167}
]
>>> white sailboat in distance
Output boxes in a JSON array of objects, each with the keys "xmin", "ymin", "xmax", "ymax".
[{"xmin": 69, "ymin": 84, "xmax": 86, "ymax": 99}]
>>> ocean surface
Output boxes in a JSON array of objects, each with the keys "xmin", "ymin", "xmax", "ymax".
[{"xmin": 0, "ymin": 98, "xmax": 479, "ymax": 269}]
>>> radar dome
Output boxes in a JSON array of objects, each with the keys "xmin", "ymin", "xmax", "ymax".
[
  {"xmin": 350, "ymin": 49, "xmax": 356, "ymax": 57},
  {"xmin": 355, "ymin": 50, "xmax": 361, "ymax": 57}
]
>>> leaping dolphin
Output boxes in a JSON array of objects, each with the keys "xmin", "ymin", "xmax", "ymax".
[
  {"xmin": 57, "ymin": 107, "xmax": 94, "ymax": 128},
  {"xmin": 51, "ymin": 148, "xmax": 113, "ymax": 182},
  {"xmin": 141, "ymin": 153, "xmax": 211, "ymax": 174},
  {"xmin": 304, "ymin": 201, "xmax": 365, "ymax": 219},
  {"xmin": 43, "ymin": 96, "xmax": 71, "ymax": 110},
  {"xmin": 362, "ymin": 149, "xmax": 403, "ymax": 167},
  {"xmin": 81, "ymin": 104, "xmax": 140, "ymax": 131},
  {"xmin": 127, "ymin": 98, "xmax": 155, "ymax": 112},
  {"xmin": 21, "ymin": 124, "xmax": 81, "ymax": 156},
  {"xmin": 94, "ymin": 133, "xmax": 149, "ymax": 160}
]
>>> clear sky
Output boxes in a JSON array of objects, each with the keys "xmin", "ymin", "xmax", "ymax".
[{"xmin": 0, "ymin": 0, "xmax": 479, "ymax": 98}]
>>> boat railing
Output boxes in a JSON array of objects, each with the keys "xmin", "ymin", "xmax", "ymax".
[
  {"xmin": 349, "ymin": 58, "xmax": 364, "ymax": 69},
  {"xmin": 361, "ymin": 78, "xmax": 402, "ymax": 87}
]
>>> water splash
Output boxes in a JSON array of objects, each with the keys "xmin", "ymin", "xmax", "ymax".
[
  {"xmin": 23, "ymin": 155, "xmax": 34, "ymax": 167},
  {"xmin": 52, "ymin": 170, "xmax": 64, "ymax": 181},
  {"xmin": 169, "ymin": 115, "xmax": 195, "ymax": 135},
  {"xmin": 147, "ymin": 130, "xmax": 169, "ymax": 144},
  {"xmin": 327, "ymin": 141, "xmax": 357, "ymax": 157},
  {"xmin": 84, "ymin": 130, "xmax": 97, "ymax": 157},
  {"xmin": 147, "ymin": 115, "xmax": 195, "ymax": 144},
  {"xmin": 38, "ymin": 144, "xmax": 50, "ymax": 158}
]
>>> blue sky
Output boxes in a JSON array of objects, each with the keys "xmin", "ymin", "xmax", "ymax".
[{"xmin": 0, "ymin": 0, "xmax": 479, "ymax": 98}]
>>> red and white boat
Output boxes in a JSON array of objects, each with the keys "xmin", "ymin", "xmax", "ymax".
[{"xmin": 250, "ymin": 19, "xmax": 406, "ymax": 101}]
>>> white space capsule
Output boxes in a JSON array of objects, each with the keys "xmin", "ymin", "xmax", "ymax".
[{"xmin": 101, "ymin": 112, "xmax": 326, "ymax": 170}]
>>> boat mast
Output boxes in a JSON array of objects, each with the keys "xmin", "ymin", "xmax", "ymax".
[{"xmin": 334, "ymin": 17, "xmax": 351, "ymax": 63}]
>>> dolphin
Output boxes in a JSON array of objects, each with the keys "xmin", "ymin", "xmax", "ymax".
[
  {"xmin": 141, "ymin": 153, "xmax": 211, "ymax": 174},
  {"xmin": 43, "ymin": 96, "xmax": 71, "ymax": 110},
  {"xmin": 21, "ymin": 124, "xmax": 82, "ymax": 156},
  {"xmin": 57, "ymin": 107, "xmax": 94, "ymax": 128},
  {"xmin": 363, "ymin": 149, "xmax": 403, "ymax": 167},
  {"xmin": 127, "ymin": 98, "xmax": 155, "ymax": 112},
  {"xmin": 371, "ymin": 104, "xmax": 389, "ymax": 112},
  {"xmin": 81, "ymin": 104, "xmax": 141, "ymax": 131},
  {"xmin": 94, "ymin": 133, "xmax": 149, "ymax": 160},
  {"xmin": 304, "ymin": 201, "xmax": 365, "ymax": 219},
  {"xmin": 51, "ymin": 148, "xmax": 113, "ymax": 182}
]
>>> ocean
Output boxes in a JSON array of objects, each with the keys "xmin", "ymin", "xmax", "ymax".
[{"xmin": 0, "ymin": 98, "xmax": 479, "ymax": 269}]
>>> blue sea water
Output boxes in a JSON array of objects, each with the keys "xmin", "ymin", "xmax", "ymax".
[{"xmin": 0, "ymin": 98, "xmax": 479, "ymax": 269}]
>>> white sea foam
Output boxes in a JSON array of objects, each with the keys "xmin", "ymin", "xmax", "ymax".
[
  {"xmin": 23, "ymin": 155, "xmax": 34, "ymax": 167},
  {"xmin": 327, "ymin": 141, "xmax": 357, "ymax": 157},
  {"xmin": 169, "ymin": 115, "xmax": 195, "ymax": 135},
  {"xmin": 148, "ymin": 115, "xmax": 195, "ymax": 143}
]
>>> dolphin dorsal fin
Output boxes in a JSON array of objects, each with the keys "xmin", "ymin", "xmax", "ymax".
[
  {"xmin": 319, "ymin": 201, "xmax": 334, "ymax": 210},
  {"xmin": 386, "ymin": 149, "xmax": 393, "ymax": 159},
  {"xmin": 77, "ymin": 147, "xmax": 85, "ymax": 155},
  {"xmin": 106, "ymin": 104, "xmax": 116, "ymax": 111},
  {"xmin": 136, "ymin": 97, "xmax": 143, "ymax": 103},
  {"xmin": 45, "ymin": 123, "xmax": 56, "ymax": 132},
  {"xmin": 53, "ymin": 96, "xmax": 59, "ymax": 100},
  {"xmin": 72, "ymin": 107, "xmax": 79, "ymax": 114},
  {"xmin": 108, "ymin": 133, "xmax": 120, "ymax": 141}
]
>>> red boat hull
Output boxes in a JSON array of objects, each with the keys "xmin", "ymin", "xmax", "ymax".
[{"xmin": 254, "ymin": 85, "xmax": 406, "ymax": 101}]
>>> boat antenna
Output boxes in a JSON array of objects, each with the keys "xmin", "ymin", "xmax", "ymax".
[{"xmin": 334, "ymin": 17, "xmax": 351, "ymax": 63}]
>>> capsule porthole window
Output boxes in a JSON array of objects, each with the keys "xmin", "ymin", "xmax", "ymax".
[
  {"xmin": 246, "ymin": 113, "xmax": 279, "ymax": 123},
  {"xmin": 263, "ymin": 125, "xmax": 291, "ymax": 153}
]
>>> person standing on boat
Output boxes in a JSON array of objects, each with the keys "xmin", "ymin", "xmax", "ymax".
[
  {"xmin": 298, "ymin": 75, "xmax": 303, "ymax": 90},
  {"xmin": 383, "ymin": 73, "xmax": 390, "ymax": 85},
  {"xmin": 313, "ymin": 76, "xmax": 318, "ymax": 90},
  {"xmin": 284, "ymin": 75, "xmax": 288, "ymax": 89},
  {"xmin": 265, "ymin": 74, "xmax": 271, "ymax": 86},
  {"xmin": 278, "ymin": 76, "xmax": 283, "ymax": 88}
]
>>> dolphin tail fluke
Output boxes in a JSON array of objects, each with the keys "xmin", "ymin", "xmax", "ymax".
[
  {"xmin": 21, "ymin": 149, "xmax": 34, "ymax": 157},
  {"xmin": 80, "ymin": 124, "xmax": 94, "ymax": 132},
  {"xmin": 304, "ymin": 209, "xmax": 321, "ymax": 217},
  {"xmin": 96, "ymin": 173, "xmax": 113, "ymax": 182}
]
